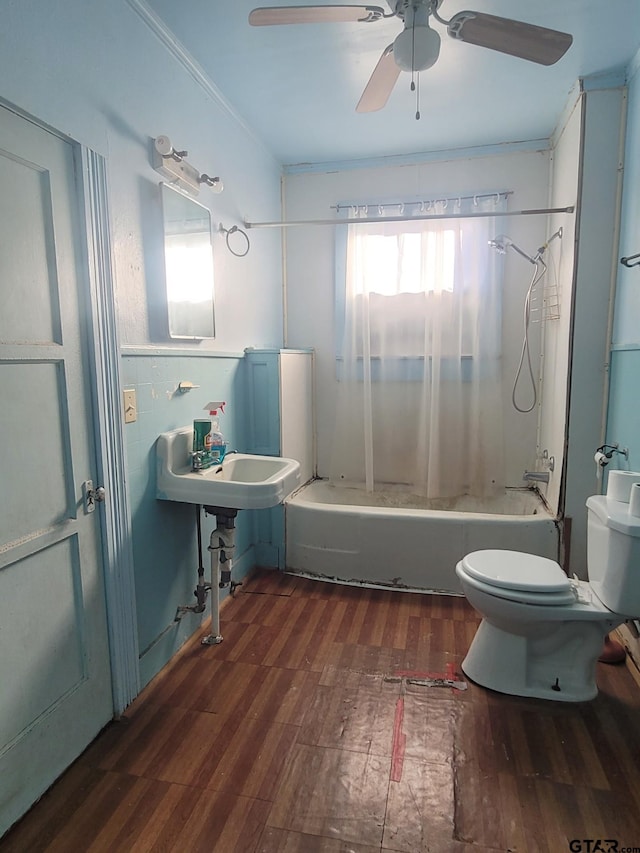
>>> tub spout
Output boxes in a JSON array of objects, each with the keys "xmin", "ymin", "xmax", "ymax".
[{"xmin": 523, "ymin": 470, "xmax": 550, "ymax": 484}]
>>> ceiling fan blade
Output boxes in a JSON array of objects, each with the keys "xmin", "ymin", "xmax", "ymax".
[
  {"xmin": 447, "ymin": 12, "xmax": 572, "ymax": 66},
  {"xmin": 249, "ymin": 5, "xmax": 385, "ymax": 26},
  {"xmin": 356, "ymin": 45, "xmax": 401, "ymax": 113}
]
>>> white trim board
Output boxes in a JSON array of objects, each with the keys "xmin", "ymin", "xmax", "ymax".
[{"xmin": 81, "ymin": 147, "xmax": 140, "ymax": 714}]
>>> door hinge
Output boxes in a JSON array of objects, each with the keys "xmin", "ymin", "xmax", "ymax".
[{"xmin": 83, "ymin": 480, "xmax": 106, "ymax": 514}]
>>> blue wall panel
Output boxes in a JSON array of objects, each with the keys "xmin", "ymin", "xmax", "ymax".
[
  {"xmin": 121, "ymin": 351, "xmax": 258, "ymax": 686},
  {"xmin": 606, "ymin": 348, "xmax": 640, "ymax": 472}
]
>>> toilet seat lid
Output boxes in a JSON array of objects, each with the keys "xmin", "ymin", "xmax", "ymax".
[{"xmin": 461, "ymin": 550, "xmax": 571, "ymax": 593}]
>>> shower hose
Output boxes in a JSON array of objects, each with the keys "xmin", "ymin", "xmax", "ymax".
[{"xmin": 512, "ymin": 261, "xmax": 547, "ymax": 413}]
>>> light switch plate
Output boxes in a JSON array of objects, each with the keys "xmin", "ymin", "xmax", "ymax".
[{"xmin": 123, "ymin": 389, "xmax": 137, "ymax": 424}]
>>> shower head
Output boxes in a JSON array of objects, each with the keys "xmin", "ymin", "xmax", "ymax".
[{"xmin": 489, "ymin": 234, "xmax": 539, "ymax": 266}]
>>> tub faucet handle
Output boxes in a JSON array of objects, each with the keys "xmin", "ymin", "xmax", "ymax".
[{"xmin": 541, "ymin": 450, "xmax": 555, "ymax": 472}]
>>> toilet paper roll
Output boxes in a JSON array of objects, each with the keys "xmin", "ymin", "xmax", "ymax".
[
  {"xmin": 629, "ymin": 483, "xmax": 640, "ymax": 517},
  {"xmin": 594, "ymin": 452, "xmax": 608, "ymax": 479},
  {"xmin": 607, "ymin": 470, "xmax": 640, "ymax": 503}
]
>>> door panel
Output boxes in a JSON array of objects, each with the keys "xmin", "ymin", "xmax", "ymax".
[
  {"xmin": 0, "ymin": 145, "xmax": 61, "ymax": 343},
  {"xmin": 0, "ymin": 537, "xmax": 86, "ymax": 748},
  {"xmin": 0, "ymin": 361, "xmax": 72, "ymax": 540},
  {"xmin": 0, "ymin": 106, "xmax": 113, "ymax": 835}
]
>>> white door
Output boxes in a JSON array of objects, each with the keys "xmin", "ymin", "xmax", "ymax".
[{"xmin": 0, "ymin": 106, "xmax": 113, "ymax": 835}]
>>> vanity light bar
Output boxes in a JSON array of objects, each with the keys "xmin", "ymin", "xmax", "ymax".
[{"xmin": 153, "ymin": 136, "xmax": 223, "ymax": 196}]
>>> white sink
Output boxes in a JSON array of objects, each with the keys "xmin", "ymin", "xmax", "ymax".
[{"xmin": 156, "ymin": 426, "xmax": 301, "ymax": 509}]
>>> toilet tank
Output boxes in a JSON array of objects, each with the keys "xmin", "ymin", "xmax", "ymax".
[{"xmin": 587, "ymin": 495, "xmax": 640, "ymax": 616}]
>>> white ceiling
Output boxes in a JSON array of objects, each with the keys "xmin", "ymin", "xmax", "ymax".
[{"xmin": 145, "ymin": 0, "xmax": 640, "ymax": 167}]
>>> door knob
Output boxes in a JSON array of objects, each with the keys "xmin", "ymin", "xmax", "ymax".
[{"xmin": 83, "ymin": 480, "xmax": 106, "ymax": 513}]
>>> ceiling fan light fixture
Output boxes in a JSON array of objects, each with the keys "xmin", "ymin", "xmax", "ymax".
[{"xmin": 393, "ymin": 21, "xmax": 441, "ymax": 72}]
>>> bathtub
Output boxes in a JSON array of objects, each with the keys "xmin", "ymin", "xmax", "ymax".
[{"xmin": 285, "ymin": 480, "xmax": 559, "ymax": 594}]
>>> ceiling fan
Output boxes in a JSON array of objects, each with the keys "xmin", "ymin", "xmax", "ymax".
[{"xmin": 248, "ymin": 1, "xmax": 573, "ymax": 116}]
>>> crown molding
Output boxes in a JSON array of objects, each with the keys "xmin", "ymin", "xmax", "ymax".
[{"xmin": 126, "ymin": 0, "xmax": 278, "ymax": 168}]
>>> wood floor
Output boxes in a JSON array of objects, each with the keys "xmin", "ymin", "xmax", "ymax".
[{"xmin": 3, "ymin": 569, "xmax": 640, "ymax": 852}]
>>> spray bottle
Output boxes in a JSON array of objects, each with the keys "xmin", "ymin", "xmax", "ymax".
[{"xmin": 204, "ymin": 401, "xmax": 227, "ymax": 464}]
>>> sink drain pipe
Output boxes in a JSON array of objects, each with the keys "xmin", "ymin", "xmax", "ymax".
[
  {"xmin": 195, "ymin": 504, "xmax": 208, "ymax": 610},
  {"xmin": 201, "ymin": 506, "xmax": 237, "ymax": 645},
  {"xmin": 175, "ymin": 504, "xmax": 210, "ymax": 620}
]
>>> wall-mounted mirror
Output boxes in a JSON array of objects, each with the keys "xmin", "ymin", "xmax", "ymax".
[{"xmin": 161, "ymin": 183, "xmax": 215, "ymax": 339}]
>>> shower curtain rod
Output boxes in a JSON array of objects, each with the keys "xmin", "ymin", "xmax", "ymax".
[
  {"xmin": 244, "ymin": 205, "xmax": 575, "ymax": 229},
  {"xmin": 330, "ymin": 190, "xmax": 513, "ymax": 213}
]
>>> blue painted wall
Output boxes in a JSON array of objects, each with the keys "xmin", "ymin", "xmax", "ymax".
[
  {"xmin": 0, "ymin": 0, "xmax": 284, "ymax": 351},
  {"xmin": 607, "ymin": 49, "xmax": 640, "ymax": 473}
]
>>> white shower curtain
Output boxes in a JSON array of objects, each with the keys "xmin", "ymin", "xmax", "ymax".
[{"xmin": 330, "ymin": 195, "xmax": 506, "ymax": 498}]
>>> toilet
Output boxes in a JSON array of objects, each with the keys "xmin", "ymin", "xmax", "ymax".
[{"xmin": 456, "ymin": 471, "xmax": 640, "ymax": 702}]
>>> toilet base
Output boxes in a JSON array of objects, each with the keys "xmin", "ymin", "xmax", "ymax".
[{"xmin": 461, "ymin": 617, "xmax": 610, "ymax": 702}]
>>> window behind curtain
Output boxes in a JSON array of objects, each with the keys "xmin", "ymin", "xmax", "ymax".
[
  {"xmin": 354, "ymin": 228, "xmax": 456, "ymax": 296},
  {"xmin": 335, "ymin": 198, "xmax": 505, "ymax": 363}
]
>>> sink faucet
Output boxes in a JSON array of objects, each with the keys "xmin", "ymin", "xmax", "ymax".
[
  {"xmin": 523, "ymin": 470, "xmax": 550, "ymax": 485},
  {"xmin": 190, "ymin": 450, "xmax": 206, "ymax": 471}
]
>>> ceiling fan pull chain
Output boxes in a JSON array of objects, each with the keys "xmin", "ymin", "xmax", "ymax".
[
  {"xmin": 408, "ymin": 4, "xmax": 421, "ymax": 118},
  {"xmin": 411, "ymin": 9, "xmax": 416, "ymax": 92}
]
